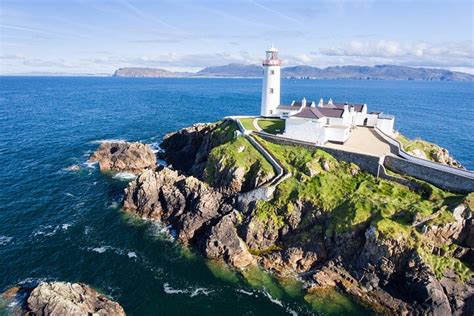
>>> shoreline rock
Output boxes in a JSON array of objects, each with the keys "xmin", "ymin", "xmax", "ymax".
[
  {"xmin": 89, "ymin": 141, "xmax": 156, "ymax": 174},
  {"xmin": 2, "ymin": 281, "xmax": 125, "ymax": 316}
]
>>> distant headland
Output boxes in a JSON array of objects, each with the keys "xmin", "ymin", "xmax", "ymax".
[{"xmin": 113, "ymin": 63, "xmax": 474, "ymax": 81}]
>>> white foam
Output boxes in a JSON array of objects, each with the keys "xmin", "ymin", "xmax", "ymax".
[
  {"xmin": 148, "ymin": 142, "xmax": 164, "ymax": 153},
  {"xmin": 84, "ymin": 226, "xmax": 92, "ymax": 235},
  {"xmin": 65, "ymin": 192, "xmax": 78, "ymax": 198},
  {"xmin": 0, "ymin": 235, "xmax": 13, "ymax": 245},
  {"xmin": 163, "ymin": 283, "xmax": 186, "ymax": 294},
  {"xmin": 236, "ymin": 289, "xmax": 254, "ymax": 296},
  {"xmin": 190, "ymin": 287, "xmax": 213, "ymax": 297},
  {"xmin": 262, "ymin": 291, "xmax": 284, "ymax": 307},
  {"xmin": 112, "ymin": 172, "xmax": 136, "ymax": 181},
  {"xmin": 157, "ymin": 159, "xmax": 168, "ymax": 167},
  {"xmin": 62, "ymin": 224, "xmax": 71, "ymax": 230},
  {"xmin": 127, "ymin": 252, "xmax": 137, "ymax": 258},
  {"xmin": 83, "ymin": 161, "xmax": 98, "ymax": 169},
  {"xmin": 108, "ymin": 201, "xmax": 120, "ymax": 209},
  {"xmin": 89, "ymin": 139, "xmax": 126, "ymax": 144},
  {"xmin": 90, "ymin": 246, "xmax": 110, "ymax": 253}
]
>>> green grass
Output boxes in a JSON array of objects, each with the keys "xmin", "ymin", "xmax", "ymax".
[
  {"xmin": 418, "ymin": 248, "xmax": 474, "ymax": 282},
  {"xmin": 397, "ymin": 133, "xmax": 445, "ymax": 162},
  {"xmin": 239, "ymin": 118, "xmax": 257, "ymax": 131},
  {"xmin": 202, "ymin": 122, "xmax": 472, "ymax": 283},
  {"xmin": 257, "ymin": 118, "xmax": 285, "ymax": 134},
  {"xmin": 204, "ymin": 123, "xmax": 274, "ymax": 187}
]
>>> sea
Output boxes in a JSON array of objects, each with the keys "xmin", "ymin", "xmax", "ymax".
[{"xmin": 0, "ymin": 77, "xmax": 473, "ymax": 315}]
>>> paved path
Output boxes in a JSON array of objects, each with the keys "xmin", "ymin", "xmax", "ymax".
[
  {"xmin": 252, "ymin": 118, "xmax": 262, "ymax": 132},
  {"xmin": 323, "ymin": 127, "xmax": 396, "ymax": 157}
]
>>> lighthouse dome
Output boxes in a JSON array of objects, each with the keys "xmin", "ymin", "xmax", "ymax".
[{"xmin": 267, "ymin": 45, "xmax": 278, "ymax": 52}]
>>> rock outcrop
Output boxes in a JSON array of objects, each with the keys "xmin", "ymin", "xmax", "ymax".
[
  {"xmin": 89, "ymin": 141, "xmax": 156, "ymax": 174},
  {"xmin": 123, "ymin": 166, "xmax": 255, "ymax": 268},
  {"xmin": 120, "ymin": 121, "xmax": 473, "ymax": 315},
  {"xmin": 2, "ymin": 282, "xmax": 125, "ymax": 315}
]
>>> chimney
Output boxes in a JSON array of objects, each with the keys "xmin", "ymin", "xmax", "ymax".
[
  {"xmin": 344, "ymin": 104, "xmax": 349, "ymax": 112},
  {"xmin": 350, "ymin": 105, "xmax": 355, "ymax": 113},
  {"xmin": 302, "ymin": 97, "xmax": 307, "ymax": 107},
  {"xmin": 318, "ymin": 98, "xmax": 323, "ymax": 107},
  {"xmin": 310, "ymin": 101, "xmax": 316, "ymax": 107},
  {"xmin": 328, "ymin": 98, "xmax": 333, "ymax": 106}
]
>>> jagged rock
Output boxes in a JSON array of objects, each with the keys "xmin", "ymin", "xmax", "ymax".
[
  {"xmin": 240, "ymin": 212, "xmax": 280, "ymax": 251},
  {"xmin": 204, "ymin": 212, "xmax": 256, "ymax": 268},
  {"xmin": 160, "ymin": 123, "xmax": 222, "ymax": 176},
  {"xmin": 89, "ymin": 141, "xmax": 156, "ymax": 174},
  {"xmin": 2, "ymin": 282, "xmax": 125, "ymax": 316},
  {"xmin": 311, "ymin": 263, "xmax": 411, "ymax": 315},
  {"xmin": 260, "ymin": 247, "xmax": 318, "ymax": 275},
  {"xmin": 404, "ymin": 257, "xmax": 452, "ymax": 315},
  {"xmin": 430, "ymin": 148, "xmax": 463, "ymax": 169},
  {"xmin": 356, "ymin": 225, "xmax": 411, "ymax": 282},
  {"xmin": 123, "ymin": 167, "xmax": 226, "ymax": 244}
]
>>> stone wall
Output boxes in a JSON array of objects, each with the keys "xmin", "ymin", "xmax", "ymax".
[
  {"xmin": 384, "ymin": 156, "xmax": 474, "ymax": 193},
  {"xmin": 255, "ymin": 132, "xmax": 381, "ymax": 176}
]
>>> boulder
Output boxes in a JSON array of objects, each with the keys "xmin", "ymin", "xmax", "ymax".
[
  {"xmin": 89, "ymin": 141, "xmax": 156, "ymax": 174},
  {"xmin": 2, "ymin": 282, "xmax": 125, "ymax": 316}
]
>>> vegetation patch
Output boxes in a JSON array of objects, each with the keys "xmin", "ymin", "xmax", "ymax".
[
  {"xmin": 418, "ymin": 248, "xmax": 474, "ymax": 282},
  {"xmin": 239, "ymin": 118, "xmax": 257, "ymax": 131},
  {"xmin": 257, "ymin": 118, "xmax": 285, "ymax": 134},
  {"xmin": 204, "ymin": 129, "xmax": 274, "ymax": 185}
]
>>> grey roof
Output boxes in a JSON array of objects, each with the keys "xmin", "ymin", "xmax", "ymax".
[{"xmin": 293, "ymin": 107, "xmax": 344, "ymax": 119}]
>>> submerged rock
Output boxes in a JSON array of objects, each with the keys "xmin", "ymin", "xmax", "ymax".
[
  {"xmin": 89, "ymin": 141, "xmax": 156, "ymax": 174},
  {"xmin": 2, "ymin": 282, "xmax": 125, "ymax": 316}
]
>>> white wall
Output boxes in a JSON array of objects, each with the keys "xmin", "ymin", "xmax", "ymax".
[
  {"xmin": 284, "ymin": 118, "xmax": 326, "ymax": 144},
  {"xmin": 325, "ymin": 126, "xmax": 350, "ymax": 143},
  {"xmin": 261, "ymin": 65, "xmax": 280, "ymax": 116},
  {"xmin": 376, "ymin": 118, "xmax": 395, "ymax": 135}
]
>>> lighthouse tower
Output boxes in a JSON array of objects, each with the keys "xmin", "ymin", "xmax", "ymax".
[{"xmin": 260, "ymin": 46, "xmax": 281, "ymax": 117}]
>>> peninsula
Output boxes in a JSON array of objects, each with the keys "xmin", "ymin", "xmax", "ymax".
[
  {"xmin": 92, "ymin": 47, "xmax": 473, "ymax": 315},
  {"xmin": 113, "ymin": 64, "xmax": 474, "ymax": 81}
]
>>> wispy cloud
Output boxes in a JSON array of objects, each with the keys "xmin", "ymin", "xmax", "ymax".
[
  {"xmin": 118, "ymin": 0, "xmax": 177, "ymax": 30},
  {"xmin": 248, "ymin": 0, "xmax": 303, "ymax": 26}
]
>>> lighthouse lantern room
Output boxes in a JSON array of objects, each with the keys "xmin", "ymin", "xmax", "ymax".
[{"xmin": 260, "ymin": 45, "xmax": 281, "ymax": 117}]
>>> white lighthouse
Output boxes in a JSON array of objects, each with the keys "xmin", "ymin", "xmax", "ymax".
[{"xmin": 260, "ymin": 45, "xmax": 281, "ymax": 117}]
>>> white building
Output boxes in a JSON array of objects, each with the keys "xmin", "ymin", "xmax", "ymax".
[
  {"xmin": 259, "ymin": 46, "xmax": 395, "ymax": 145},
  {"xmin": 260, "ymin": 45, "xmax": 281, "ymax": 117}
]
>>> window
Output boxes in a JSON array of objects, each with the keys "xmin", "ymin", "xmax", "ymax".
[
  {"xmin": 271, "ymin": 70, "xmax": 275, "ymax": 75},
  {"xmin": 269, "ymin": 88, "xmax": 274, "ymax": 94},
  {"xmin": 326, "ymin": 118, "xmax": 330, "ymax": 125}
]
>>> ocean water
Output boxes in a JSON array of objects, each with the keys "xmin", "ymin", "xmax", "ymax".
[{"xmin": 0, "ymin": 77, "xmax": 473, "ymax": 315}]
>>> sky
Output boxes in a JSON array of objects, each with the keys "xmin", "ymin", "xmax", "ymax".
[{"xmin": 1, "ymin": 0, "xmax": 473, "ymax": 74}]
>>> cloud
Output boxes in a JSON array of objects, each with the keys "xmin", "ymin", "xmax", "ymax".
[
  {"xmin": 314, "ymin": 40, "xmax": 474, "ymax": 68},
  {"xmin": 248, "ymin": 0, "xmax": 303, "ymax": 26}
]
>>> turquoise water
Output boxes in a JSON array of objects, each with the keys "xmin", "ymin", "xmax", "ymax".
[{"xmin": 0, "ymin": 77, "xmax": 473, "ymax": 315}]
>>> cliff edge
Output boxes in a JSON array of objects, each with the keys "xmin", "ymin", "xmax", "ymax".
[{"xmin": 123, "ymin": 120, "xmax": 474, "ymax": 315}]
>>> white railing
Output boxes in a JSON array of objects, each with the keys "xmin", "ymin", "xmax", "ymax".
[{"xmin": 374, "ymin": 127, "xmax": 474, "ymax": 179}]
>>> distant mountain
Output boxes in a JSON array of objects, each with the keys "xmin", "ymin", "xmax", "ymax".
[
  {"xmin": 113, "ymin": 64, "xmax": 473, "ymax": 81},
  {"xmin": 196, "ymin": 63, "xmax": 262, "ymax": 77},
  {"xmin": 113, "ymin": 67, "xmax": 189, "ymax": 78},
  {"xmin": 282, "ymin": 64, "xmax": 474, "ymax": 81}
]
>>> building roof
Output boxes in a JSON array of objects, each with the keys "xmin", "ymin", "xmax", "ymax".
[
  {"xmin": 277, "ymin": 99, "xmax": 365, "ymax": 119},
  {"xmin": 293, "ymin": 107, "xmax": 344, "ymax": 119}
]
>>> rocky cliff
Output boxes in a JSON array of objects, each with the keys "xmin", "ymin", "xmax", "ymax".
[
  {"xmin": 123, "ymin": 120, "xmax": 474, "ymax": 315},
  {"xmin": 89, "ymin": 141, "xmax": 156, "ymax": 174}
]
